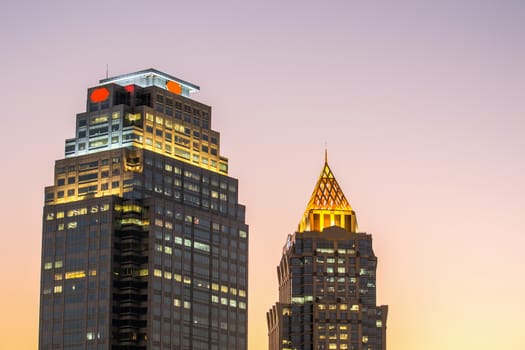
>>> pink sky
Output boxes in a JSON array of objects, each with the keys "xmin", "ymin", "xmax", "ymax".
[{"xmin": 1, "ymin": 1, "xmax": 524, "ymax": 349}]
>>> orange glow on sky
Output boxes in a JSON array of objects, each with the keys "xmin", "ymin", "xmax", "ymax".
[{"xmin": 1, "ymin": 1, "xmax": 525, "ymax": 350}]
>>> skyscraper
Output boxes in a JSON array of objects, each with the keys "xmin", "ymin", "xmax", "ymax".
[
  {"xmin": 39, "ymin": 69, "xmax": 248, "ymax": 350},
  {"xmin": 267, "ymin": 155, "xmax": 388, "ymax": 350}
]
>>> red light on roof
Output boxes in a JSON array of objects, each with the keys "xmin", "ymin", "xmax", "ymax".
[
  {"xmin": 124, "ymin": 85, "xmax": 135, "ymax": 93},
  {"xmin": 166, "ymin": 80, "xmax": 182, "ymax": 95},
  {"xmin": 90, "ymin": 87, "xmax": 110, "ymax": 103}
]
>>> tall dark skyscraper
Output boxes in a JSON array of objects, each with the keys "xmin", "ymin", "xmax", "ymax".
[
  {"xmin": 267, "ymin": 156, "xmax": 388, "ymax": 350},
  {"xmin": 39, "ymin": 69, "xmax": 248, "ymax": 350}
]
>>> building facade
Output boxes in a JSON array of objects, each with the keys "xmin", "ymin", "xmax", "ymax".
[
  {"xmin": 267, "ymin": 157, "xmax": 387, "ymax": 350},
  {"xmin": 39, "ymin": 69, "xmax": 248, "ymax": 350}
]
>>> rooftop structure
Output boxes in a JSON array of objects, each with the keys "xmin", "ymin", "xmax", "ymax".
[
  {"xmin": 99, "ymin": 68, "xmax": 200, "ymax": 97},
  {"xmin": 39, "ymin": 69, "xmax": 248, "ymax": 350}
]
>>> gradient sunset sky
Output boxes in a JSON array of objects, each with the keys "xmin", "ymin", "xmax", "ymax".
[{"xmin": 1, "ymin": 1, "xmax": 524, "ymax": 349}]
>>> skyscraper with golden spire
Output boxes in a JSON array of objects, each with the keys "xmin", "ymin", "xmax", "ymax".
[{"xmin": 267, "ymin": 155, "xmax": 388, "ymax": 350}]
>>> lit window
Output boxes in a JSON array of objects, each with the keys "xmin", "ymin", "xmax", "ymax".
[
  {"xmin": 54, "ymin": 285, "xmax": 62, "ymax": 294},
  {"xmin": 153, "ymin": 269, "xmax": 162, "ymax": 277},
  {"xmin": 194, "ymin": 242, "xmax": 210, "ymax": 252},
  {"xmin": 362, "ymin": 336, "xmax": 369, "ymax": 343},
  {"xmin": 183, "ymin": 301, "xmax": 191, "ymax": 309},
  {"xmin": 291, "ymin": 297, "xmax": 304, "ymax": 304},
  {"xmin": 173, "ymin": 298, "xmax": 181, "ymax": 307},
  {"xmin": 44, "ymin": 262, "xmax": 52, "ymax": 270},
  {"xmin": 67, "ymin": 208, "xmax": 87, "ymax": 217},
  {"xmin": 65, "ymin": 271, "xmax": 86, "ymax": 279},
  {"xmin": 211, "ymin": 295, "xmax": 219, "ymax": 303},
  {"xmin": 67, "ymin": 221, "xmax": 77, "ymax": 229},
  {"xmin": 91, "ymin": 115, "xmax": 108, "ymax": 124}
]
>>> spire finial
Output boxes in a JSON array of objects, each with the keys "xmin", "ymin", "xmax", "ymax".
[{"xmin": 324, "ymin": 143, "xmax": 328, "ymax": 164}]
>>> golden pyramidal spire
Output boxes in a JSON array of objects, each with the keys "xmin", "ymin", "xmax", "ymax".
[{"xmin": 298, "ymin": 153, "xmax": 358, "ymax": 233}]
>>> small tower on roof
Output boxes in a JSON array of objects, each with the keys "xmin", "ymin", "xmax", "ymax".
[{"xmin": 297, "ymin": 151, "xmax": 358, "ymax": 233}]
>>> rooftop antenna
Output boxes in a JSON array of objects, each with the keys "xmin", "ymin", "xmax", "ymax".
[
  {"xmin": 324, "ymin": 142, "xmax": 328, "ymax": 163},
  {"xmin": 105, "ymin": 64, "xmax": 109, "ymax": 79}
]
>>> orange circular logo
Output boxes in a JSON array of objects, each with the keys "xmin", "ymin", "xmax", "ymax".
[
  {"xmin": 90, "ymin": 87, "xmax": 110, "ymax": 103},
  {"xmin": 166, "ymin": 80, "xmax": 182, "ymax": 95}
]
